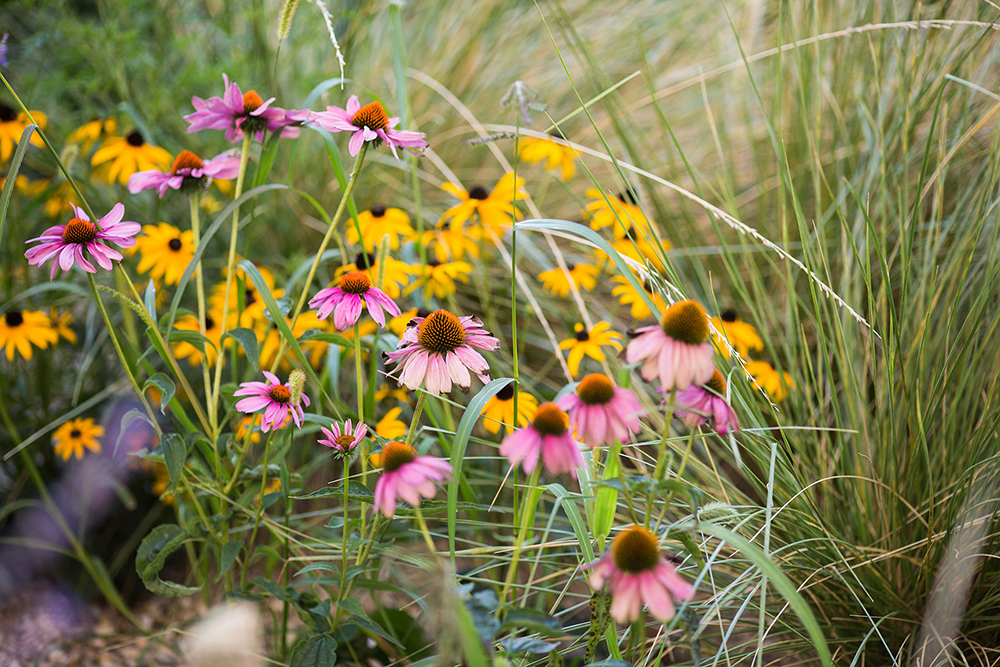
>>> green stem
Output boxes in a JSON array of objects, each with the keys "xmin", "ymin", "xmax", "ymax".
[
  {"xmin": 413, "ymin": 505, "xmax": 439, "ymax": 560},
  {"xmin": 243, "ymin": 430, "xmax": 275, "ymax": 587},
  {"xmin": 189, "ymin": 194, "xmax": 218, "ymax": 477},
  {"xmin": 406, "ymin": 392, "xmax": 428, "ymax": 446},
  {"xmin": 499, "ymin": 465, "xmax": 542, "ymax": 606}
]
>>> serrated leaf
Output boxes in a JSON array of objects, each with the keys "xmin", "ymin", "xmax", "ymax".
[
  {"xmin": 160, "ymin": 433, "xmax": 186, "ymax": 491},
  {"xmin": 135, "ymin": 524, "xmax": 199, "ymax": 597},
  {"xmin": 143, "ymin": 373, "xmax": 175, "ymax": 415},
  {"xmin": 223, "ymin": 327, "xmax": 259, "ymax": 370},
  {"xmin": 289, "ymin": 633, "xmax": 337, "ymax": 667}
]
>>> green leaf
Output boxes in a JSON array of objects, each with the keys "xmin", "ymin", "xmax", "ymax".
[
  {"xmin": 135, "ymin": 524, "xmax": 199, "ymax": 597},
  {"xmin": 223, "ymin": 327, "xmax": 259, "ymax": 370},
  {"xmin": 252, "ymin": 133, "xmax": 281, "ymax": 188},
  {"xmin": 143, "ymin": 373, "xmax": 175, "ymax": 415},
  {"xmin": 0, "ymin": 124, "xmax": 36, "ymax": 247},
  {"xmin": 546, "ymin": 483, "xmax": 595, "ymax": 561},
  {"xmin": 292, "ymin": 481, "xmax": 373, "ymax": 502},
  {"xmin": 592, "ymin": 442, "xmax": 620, "ymax": 547},
  {"xmin": 114, "ymin": 409, "xmax": 155, "ymax": 456},
  {"xmin": 299, "ymin": 329, "xmax": 354, "ymax": 348},
  {"xmin": 288, "ymin": 633, "xmax": 337, "ymax": 667},
  {"xmin": 160, "ymin": 433, "xmax": 187, "ymax": 492},
  {"xmin": 336, "ymin": 600, "xmax": 404, "ymax": 648},
  {"xmin": 167, "ymin": 329, "xmax": 215, "ymax": 354},
  {"xmin": 499, "ymin": 637, "xmax": 560, "ymax": 655},
  {"xmin": 143, "ymin": 279, "xmax": 157, "ymax": 323},
  {"xmin": 216, "ymin": 541, "xmax": 242, "ymax": 582},
  {"xmin": 294, "ymin": 562, "xmax": 340, "ymax": 578}
]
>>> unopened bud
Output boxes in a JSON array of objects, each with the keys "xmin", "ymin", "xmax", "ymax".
[{"xmin": 287, "ymin": 370, "xmax": 307, "ymax": 405}]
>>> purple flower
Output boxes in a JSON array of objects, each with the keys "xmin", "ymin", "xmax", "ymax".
[
  {"xmin": 555, "ymin": 372, "xmax": 643, "ymax": 448},
  {"xmin": 308, "ymin": 271, "xmax": 401, "ymax": 331},
  {"xmin": 183, "ymin": 74, "xmax": 306, "ymax": 144},
  {"xmin": 318, "ymin": 419, "xmax": 367, "ymax": 456},
  {"xmin": 128, "ymin": 149, "xmax": 242, "ymax": 198},
  {"xmin": 0, "ymin": 34, "xmax": 9, "ymax": 68},
  {"xmin": 234, "ymin": 371, "xmax": 310, "ymax": 433},
  {"xmin": 673, "ymin": 370, "xmax": 739, "ymax": 435},
  {"xmin": 310, "ymin": 96, "xmax": 428, "ymax": 160},
  {"xmin": 372, "ymin": 441, "xmax": 452, "ymax": 518},
  {"xmin": 24, "ymin": 203, "xmax": 139, "ymax": 279},
  {"xmin": 499, "ymin": 402, "xmax": 583, "ymax": 478}
]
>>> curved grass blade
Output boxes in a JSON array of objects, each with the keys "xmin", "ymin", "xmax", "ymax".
[{"xmin": 0, "ymin": 124, "xmax": 37, "ymax": 247}]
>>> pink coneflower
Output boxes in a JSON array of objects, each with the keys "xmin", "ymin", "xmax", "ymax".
[
  {"xmin": 625, "ymin": 299, "xmax": 714, "ymax": 392},
  {"xmin": 310, "ymin": 96, "xmax": 428, "ymax": 161},
  {"xmin": 674, "ymin": 369, "xmax": 739, "ymax": 435},
  {"xmin": 308, "ymin": 271, "xmax": 401, "ymax": 331},
  {"xmin": 317, "ymin": 419, "xmax": 367, "ymax": 457},
  {"xmin": 24, "ymin": 203, "xmax": 139, "ymax": 280},
  {"xmin": 128, "ymin": 149, "xmax": 242, "ymax": 197},
  {"xmin": 183, "ymin": 74, "xmax": 306, "ymax": 143},
  {"xmin": 498, "ymin": 402, "xmax": 583, "ymax": 478},
  {"xmin": 556, "ymin": 373, "xmax": 643, "ymax": 448},
  {"xmin": 372, "ymin": 441, "xmax": 452, "ymax": 518},
  {"xmin": 385, "ymin": 309, "xmax": 499, "ymax": 395},
  {"xmin": 586, "ymin": 525, "xmax": 695, "ymax": 624},
  {"xmin": 233, "ymin": 370, "xmax": 309, "ymax": 433}
]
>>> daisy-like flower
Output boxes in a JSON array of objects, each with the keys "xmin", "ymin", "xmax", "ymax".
[
  {"xmin": 709, "ymin": 309, "xmax": 763, "ymax": 359},
  {"xmin": 405, "ymin": 259, "xmax": 473, "ymax": 299},
  {"xmin": 184, "ymin": 74, "xmax": 306, "ymax": 143},
  {"xmin": 346, "ymin": 204, "xmax": 415, "ymax": 251},
  {"xmin": 556, "ymin": 373, "xmax": 642, "ymax": 447},
  {"xmin": 612, "ymin": 275, "xmax": 666, "ymax": 321},
  {"xmin": 518, "ymin": 131, "xmax": 576, "ymax": 179},
  {"xmin": 744, "ymin": 360, "xmax": 795, "ymax": 402},
  {"xmin": 335, "ymin": 252, "xmax": 412, "ymax": 300},
  {"xmin": 499, "ymin": 402, "xmax": 583, "ymax": 477},
  {"xmin": 234, "ymin": 370, "xmax": 310, "ymax": 433},
  {"xmin": 128, "ymin": 149, "xmax": 241, "ymax": 198},
  {"xmin": 173, "ymin": 313, "xmax": 226, "ymax": 366},
  {"xmin": 0, "ymin": 309, "xmax": 58, "ymax": 361},
  {"xmin": 419, "ymin": 220, "xmax": 483, "ymax": 262},
  {"xmin": 25, "ymin": 203, "xmax": 140, "ymax": 279},
  {"xmin": 49, "ymin": 308, "xmax": 77, "ymax": 344},
  {"xmin": 309, "ymin": 271, "xmax": 401, "ymax": 331},
  {"xmin": 0, "ymin": 103, "xmax": 45, "ymax": 162},
  {"xmin": 52, "ymin": 418, "xmax": 104, "ymax": 461},
  {"xmin": 559, "ymin": 322, "xmax": 623, "ymax": 378},
  {"xmin": 481, "ymin": 383, "xmax": 539, "ymax": 435},
  {"xmin": 67, "ymin": 117, "xmax": 118, "ymax": 152},
  {"xmin": 91, "ymin": 130, "xmax": 172, "ymax": 186},
  {"xmin": 385, "ymin": 309, "xmax": 500, "ymax": 395},
  {"xmin": 310, "ymin": 96, "xmax": 428, "ymax": 160},
  {"xmin": 538, "ymin": 263, "xmax": 599, "ymax": 298},
  {"xmin": 375, "ymin": 407, "xmax": 408, "ymax": 440},
  {"xmin": 440, "ymin": 174, "xmax": 527, "ymax": 235},
  {"xmin": 372, "ymin": 441, "xmax": 452, "ymax": 518},
  {"xmin": 585, "ymin": 188, "xmax": 651, "ymax": 241},
  {"xmin": 596, "ymin": 232, "xmax": 669, "ymax": 274},
  {"xmin": 625, "ymin": 299, "xmax": 714, "ymax": 392},
  {"xmin": 586, "ymin": 525, "xmax": 695, "ymax": 624},
  {"xmin": 236, "ymin": 414, "xmax": 264, "ymax": 444},
  {"xmin": 131, "ymin": 223, "xmax": 194, "ymax": 286},
  {"xmin": 318, "ymin": 419, "xmax": 367, "ymax": 457},
  {"xmin": 674, "ymin": 369, "xmax": 739, "ymax": 434}
]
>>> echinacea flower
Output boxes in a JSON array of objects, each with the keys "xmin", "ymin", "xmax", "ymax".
[
  {"xmin": 405, "ymin": 259, "xmax": 473, "ymax": 299},
  {"xmin": 184, "ymin": 74, "xmax": 306, "ymax": 144},
  {"xmin": 25, "ymin": 203, "xmax": 140, "ymax": 279},
  {"xmin": 625, "ymin": 299, "xmax": 714, "ymax": 392},
  {"xmin": 585, "ymin": 188, "xmax": 651, "ymax": 241},
  {"xmin": 234, "ymin": 370, "xmax": 309, "ymax": 433},
  {"xmin": 744, "ymin": 360, "xmax": 794, "ymax": 402},
  {"xmin": 674, "ymin": 369, "xmax": 739, "ymax": 434},
  {"xmin": 372, "ymin": 441, "xmax": 452, "ymax": 518},
  {"xmin": 556, "ymin": 373, "xmax": 642, "ymax": 447},
  {"xmin": 52, "ymin": 418, "xmax": 104, "ymax": 461},
  {"xmin": 538, "ymin": 263, "xmax": 599, "ymax": 298},
  {"xmin": 309, "ymin": 271, "xmax": 401, "ymax": 330},
  {"xmin": 318, "ymin": 419, "xmax": 367, "ymax": 457},
  {"xmin": 128, "ymin": 149, "xmax": 241, "ymax": 198},
  {"xmin": 586, "ymin": 525, "xmax": 694, "ymax": 624},
  {"xmin": 310, "ymin": 96, "xmax": 427, "ymax": 160},
  {"xmin": 481, "ymin": 383, "xmax": 539, "ymax": 435},
  {"xmin": 131, "ymin": 223, "xmax": 194, "ymax": 286},
  {"xmin": 0, "ymin": 103, "xmax": 45, "ymax": 162},
  {"xmin": 612, "ymin": 275, "xmax": 666, "ymax": 321},
  {"xmin": 499, "ymin": 402, "xmax": 583, "ymax": 477},
  {"xmin": 346, "ymin": 204, "xmax": 415, "ymax": 251},
  {"xmin": 385, "ymin": 309, "xmax": 499, "ymax": 395},
  {"xmin": 0, "ymin": 309, "xmax": 58, "ymax": 361},
  {"xmin": 440, "ymin": 174, "xmax": 526, "ymax": 235},
  {"xmin": 91, "ymin": 130, "xmax": 172, "ymax": 185},
  {"xmin": 709, "ymin": 309, "xmax": 763, "ymax": 359},
  {"xmin": 518, "ymin": 131, "xmax": 576, "ymax": 180},
  {"xmin": 559, "ymin": 322, "xmax": 623, "ymax": 378}
]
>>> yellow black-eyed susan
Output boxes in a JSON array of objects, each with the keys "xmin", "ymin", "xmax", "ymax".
[
  {"xmin": 91, "ymin": 130, "xmax": 171, "ymax": 185},
  {"xmin": 52, "ymin": 418, "xmax": 103, "ymax": 461},
  {"xmin": 481, "ymin": 383, "xmax": 539, "ymax": 434},
  {"xmin": 710, "ymin": 309, "xmax": 763, "ymax": 358},
  {"xmin": 537, "ymin": 263, "xmax": 599, "ymax": 298},
  {"xmin": 346, "ymin": 204, "xmax": 415, "ymax": 251},
  {"xmin": 406, "ymin": 259, "xmax": 472, "ymax": 299},
  {"xmin": 132, "ymin": 223, "xmax": 195, "ymax": 286},
  {"xmin": 441, "ymin": 173, "xmax": 527, "ymax": 235},
  {"xmin": 0, "ymin": 103, "xmax": 45, "ymax": 162},
  {"xmin": 0, "ymin": 309, "xmax": 58, "ymax": 361},
  {"xmin": 744, "ymin": 360, "xmax": 794, "ymax": 402},
  {"xmin": 558, "ymin": 321, "xmax": 623, "ymax": 377},
  {"xmin": 518, "ymin": 131, "xmax": 576, "ymax": 180}
]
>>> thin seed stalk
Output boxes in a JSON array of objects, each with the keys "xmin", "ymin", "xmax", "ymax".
[
  {"xmin": 499, "ymin": 464, "xmax": 542, "ymax": 606},
  {"xmin": 189, "ymin": 195, "xmax": 218, "ymax": 459},
  {"xmin": 243, "ymin": 430, "xmax": 276, "ymax": 587}
]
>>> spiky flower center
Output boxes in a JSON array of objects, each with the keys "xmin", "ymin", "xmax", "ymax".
[
  {"xmin": 660, "ymin": 299, "xmax": 709, "ymax": 345},
  {"xmin": 171, "ymin": 149, "xmax": 204, "ymax": 174},
  {"xmin": 335, "ymin": 434, "xmax": 356, "ymax": 449},
  {"xmin": 70, "ymin": 429, "xmax": 82, "ymax": 439},
  {"xmin": 495, "ymin": 383, "xmax": 515, "ymax": 402},
  {"xmin": 532, "ymin": 402, "xmax": 568, "ymax": 436},
  {"xmin": 612, "ymin": 525, "xmax": 661, "ymax": 573},
  {"xmin": 126, "ymin": 131, "xmax": 145, "ymax": 147},
  {"xmin": 380, "ymin": 441, "xmax": 417, "ymax": 472},
  {"xmin": 340, "ymin": 272, "xmax": 372, "ymax": 295},
  {"xmin": 705, "ymin": 370, "xmax": 726, "ymax": 396},
  {"xmin": 62, "ymin": 218, "xmax": 97, "ymax": 244},
  {"xmin": 577, "ymin": 373, "xmax": 615, "ymax": 406},
  {"xmin": 168, "ymin": 238, "xmax": 183, "ymax": 251},
  {"xmin": 268, "ymin": 384, "xmax": 291, "ymax": 404},
  {"xmin": 243, "ymin": 90, "xmax": 264, "ymax": 114},
  {"xmin": 4, "ymin": 311, "xmax": 24, "ymax": 327},
  {"xmin": 417, "ymin": 310, "xmax": 466, "ymax": 354},
  {"xmin": 351, "ymin": 101, "xmax": 390, "ymax": 131},
  {"xmin": 468, "ymin": 185, "xmax": 489, "ymax": 200},
  {"xmin": 0, "ymin": 104, "xmax": 18, "ymax": 122},
  {"xmin": 370, "ymin": 204, "xmax": 386, "ymax": 217}
]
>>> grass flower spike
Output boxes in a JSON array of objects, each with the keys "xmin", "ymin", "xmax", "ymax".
[
  {"xmin": 385, "ymin": 309, "xmax": 499, "ymax": 394},
  {"xmin": 128, "ymin": 149, "xmax": 241, "ymax": 197},
  {"xmin": 498, "ymin": 402, "xmax": 583, "ymax": 477},
  {"xmin": 311, "ymin": 96, "xmax": 427, "ymax": 159},
  {"xmin": 309, "ymin": 271, "xmax": 401, "ymax": 330},
  {"xmin": 318, "ymin": 419, "xmax": 367, "ymax": 457},
  {"xmin": 234, "ymin": 370, "xmax": 310, "ymax": 432},
  {"xmin": 25, "ymin": 203, "xmax": 140, "ymax": 279},
  {"xmin": 184, "ymin": 74, "xmax": 306, "ymax": 143},
  {"xmin": 586, "ymin": 525, "xmax": 695, "ymax": 623},
  {"xmin": 625, "ymin": 299, "xmax": 714, "ymax": 391},
  {"xmin": 372, "ymin": 441, "xmax": 452, "ymax": 518},
  {"xmin": 556, "ymin": 373, "xmax": 642, "ymax": 447},
  {"xmin": 674, "ymin": 370, "xmax": 739, "ymax": 434}
]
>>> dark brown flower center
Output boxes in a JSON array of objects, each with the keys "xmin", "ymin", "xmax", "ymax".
[
  {"xmin": 340, "ymin": 271, "xmax": 372, "ymax": 295},
  {"xmin": 566, "ymin": 263, "xmax": 576, "ymax": 272},
  {"xmin": 354, "ymin": 252, "xmax": 376, "ymax": 271},
  {"xmin": 244, "ymin": 289, "xmax": 256, "ymax": 306},
  {"xmin": 380, "ymin": 441, "xmax": 417, "ymax": 472},
  {"xmin": 705, "ymin": 370, "xmax": 727, "ymax": 396},
  {"xmin": 243, "ymin": 90, "xmax": 264, "ymax": 114},
  {"xmin": 549, "ymin": 128, "xmax": 566, "ymax": 140},
  {"xmin": 351, "ymin": 101, "xmax": 390, "ymax": 131},
  {"xmin": 468, "ymin": 185, "xmax": 489, "ymax": 200},
  {"xmin": 612, "ymin": 525, "xmax": 661, "ymax": 573},
  {"xmin": 532, "ymin": 402, "xmax": 568, "ymax": 436},
  {"xmin": 62, "ymin": 218, "xmax": 97, "ymax": 244},
  {"xmin": 4, "ymin": 311, "xmax": 24, "ymax": 327},
  {"xmin": 335, "ymin": 434, "xmax": 356, "ymax": 449},
  {"xmin": 661, "ymin": 300, "xmax": 709, "ymax": 345},
  {"xmin": 721, "ymin": 309, "xmax": 737, "ymax": 323},
  {"xmin": 268, "ymin": 384, "xmax": 291, "ymax": 404},
  {"xmin": 0, "ymin": 104, "xmax": 17, "ymax": 122},
  {"xmin": 70, "ymin": 429, "xmax": 82, "ymax": 439},
  {"xmin": 577, "ymin": 373, "xmax": 615, "ymax": 406},
  {"xmin": 204, "ymin": 316, "xmax": 215, "ymax": 330},
  {"xmin": 168, "ymin": 238, "xmax": 183, "ymax": 251},
  {"xmin": 370, "ymin": 204, "xmax": 386, "ymax": 217},
  {"xmin": 574, "ymin": 325, "xmax": 590, "ymax": 342},
  {"xmin": 126, "ymin": 131, "xmax": 145, "ymax": 147},
  {"xmin": 171, "ymin": 149, "xmax": 204, "ymax": 174},
  {"xmin": 617, "ymin": 189, "xmax": 638, "ymax": 206},
  {"xmin": 495, "ymin": 383, "xmax": 515, "ymax": 401},
  {"xmin": 417, "ymin": 310, "xmax": 466, "ymax": 353}
]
